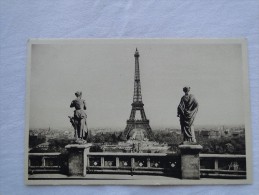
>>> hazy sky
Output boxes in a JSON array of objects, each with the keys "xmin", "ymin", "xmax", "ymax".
[{"xmin": 29, "ymin": 39, "xmax": 246, "ymax": 129}]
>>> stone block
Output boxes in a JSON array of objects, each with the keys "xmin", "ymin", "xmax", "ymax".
[
  {"xmin": 179, "ymin": 144, "xmax": 203, "ymax": 179},
  {"xmin": 65, "ymin": 144, "xmax": 92, "ymax": 176}
]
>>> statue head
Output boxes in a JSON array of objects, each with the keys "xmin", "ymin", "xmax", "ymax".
[
  {"xmin": 75, "ymin": 91, "xmax": 82, "ymax": 98},
  {"xmin": 183, "ymin": 86, "xmax": 190, "ymax": 94}
]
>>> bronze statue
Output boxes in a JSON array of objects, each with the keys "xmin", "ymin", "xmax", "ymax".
[
  {"xmin": 177, "ymin": 86, "xmax": 198, "ymax": 143},
  {"xmin": 69, "ymin": 91, "xmax": 88, "ymax": 142}
]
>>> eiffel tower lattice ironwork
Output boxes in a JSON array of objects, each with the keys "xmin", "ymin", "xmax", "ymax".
[{"xmin": 124, "ymin": 49, "xmax": 153, "ymax": 139}]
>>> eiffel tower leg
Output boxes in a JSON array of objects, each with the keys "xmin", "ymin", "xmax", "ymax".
[
  {"xmin": 124, "ymin": 123, "xmax": 135, "ymax": 139},
  {"xmin": 140, "ymin": 108, "xmax": 147, "ymax": 120},
  {"xmin": 146, "ymin": 126, "xmax": 153, "ymax": 139},
  {"xmin": 130, "ymin": 109, "xmax": 136, "ymax": 120}
]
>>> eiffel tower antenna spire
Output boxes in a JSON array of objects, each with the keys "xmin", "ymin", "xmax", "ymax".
[
  {"xmin": 133, "ymin": 48, "xmax": 142, "ymax": 103},
  {"xmin": 124, "ymin": 49, "xmax": 152, "ymax": 139}
]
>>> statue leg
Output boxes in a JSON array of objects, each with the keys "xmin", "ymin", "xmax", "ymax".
[
  {"xmin": 181, "ymin": 125, "xmax": 188, "ymax": 141},
  {"xmin": 191, "ymin": 125, "xmax": 196, "ymax": 142},
  {"xmin": 75, "ymin": 128, "xmax": 78, "ymax": 139},
  {"xmin": 79, "ymin": 118, "xmax": 86, "ymax": 139},
  {"xmin": 74, "ymin": 120, "xmax": 79, "ymax": 139},
  {"xmin": 76, "ymin": 119, "xmax": 81, "ymax": 140}
]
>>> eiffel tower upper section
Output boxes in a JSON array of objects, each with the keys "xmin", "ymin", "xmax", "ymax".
[{"xmin": 132, "ymin": 48, "xmax": 143, "ymax": 105}]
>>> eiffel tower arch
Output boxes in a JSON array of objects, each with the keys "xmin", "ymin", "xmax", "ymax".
[{"xmin": 124, "ymin": 49, "xmax": 153, "ymax": 139}]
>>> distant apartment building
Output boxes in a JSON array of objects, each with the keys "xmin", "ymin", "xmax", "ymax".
[
  {"xmin": 35, "ymin": 142, "xmax": 50, "ymax": 151},
  {"xmin": 174, "ymin": 129, "xmax": 182, "ymax": 135},
  {"xmin": 199, "ymin": 130, "xmax": 221, "ymax": 139},
  {"xmin": 198, "ymin": 126, "xmax": 245, "ymax": 139},
  {"xmin": 231, "ymin": 129, "xmax": 245, "ymax": 137}
]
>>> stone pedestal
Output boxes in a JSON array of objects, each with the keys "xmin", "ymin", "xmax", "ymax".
[
  {"xmin": 65, "ymin": 144, "xmax": 92, "ymax": 176},
  {"xmin": 179, "ymin": 144, "xmax": 203, "ymax": 179}
]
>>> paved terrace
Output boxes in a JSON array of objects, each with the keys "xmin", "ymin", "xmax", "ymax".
[{"xmin": 28, "ymin": 173, "xmax": 248, "ymax": 185}]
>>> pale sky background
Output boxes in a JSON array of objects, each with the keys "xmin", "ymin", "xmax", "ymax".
[{"xmin": 29, "ymin": 39, "xmax": 245, "ymax": 130}]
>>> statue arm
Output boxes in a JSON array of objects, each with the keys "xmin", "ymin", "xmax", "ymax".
[
  {"xmin": 177, "ymin": 98, "xmax": 184, "ymax": 117},
  {"xmin": 177, "ymin": 106, "xmax": 181, "ymax": 117},
  {"xmin": 83, "ymin": 100, "xmax": 87, "ymax": 110},
  {"xmin": 193, "ymin": 96, "xmax": 199, "ymax": 109},
  {"xmin": 70, "ymin": 100, "xmax": 74, "ymax": 108}
]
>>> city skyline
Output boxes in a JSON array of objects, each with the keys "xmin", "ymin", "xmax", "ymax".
[{"xmin": 29, "ymin": 40, "xmax": 246, "ymax": 130}]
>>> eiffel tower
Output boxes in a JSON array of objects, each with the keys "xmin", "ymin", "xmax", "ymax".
[{"xmin": 124, "ymin": 49, "xmax": 153, "ymax": 139}]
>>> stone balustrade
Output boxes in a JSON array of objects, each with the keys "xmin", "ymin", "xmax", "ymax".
[
  {"xmin": 28, "ymin": 152, "xmax": 63, "ymax": 174},
  {"xmin": 28, "ymin": 145, "xmax": 246, "ymax": 179},
  {"xmin": 87, "ymin": 152, "xmax": 181, "ymax": 177},
  {"xmin": 200, "ymin": 153, "xmax": 246, "ymax": 179}
]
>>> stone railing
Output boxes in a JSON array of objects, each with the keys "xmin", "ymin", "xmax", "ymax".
[
  {"xmin": 28, "ymin": 152, "xmax": 64, "ymax": 174},
  {"xmin": 200, "ymin": 154, "xmax": 246, "ymax": 179},
  {"xmin": 28, "ymin": 145, "xmax": 247, "ymax": 179},
  {"xmin": 87, "ymin": 152, "xmax": 181, "ymax": 177}
]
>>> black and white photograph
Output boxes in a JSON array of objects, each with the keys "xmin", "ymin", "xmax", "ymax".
[{"xmin": 25, "ymin": 39, "xmax": 251, "ymax": 185}]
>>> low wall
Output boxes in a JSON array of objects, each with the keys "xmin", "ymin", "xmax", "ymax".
[{"xmin": 28, "ymin": 146, "xmax": 246, "ymax": 179}]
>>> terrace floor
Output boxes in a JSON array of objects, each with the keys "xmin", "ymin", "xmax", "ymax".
[
  {"xmin": 28, "ymin": 173, "xmax": 247, "ymax": 185},
  {"xmin": 29, "ymin": 173, "xmax": 180, "ymax": 180}
]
